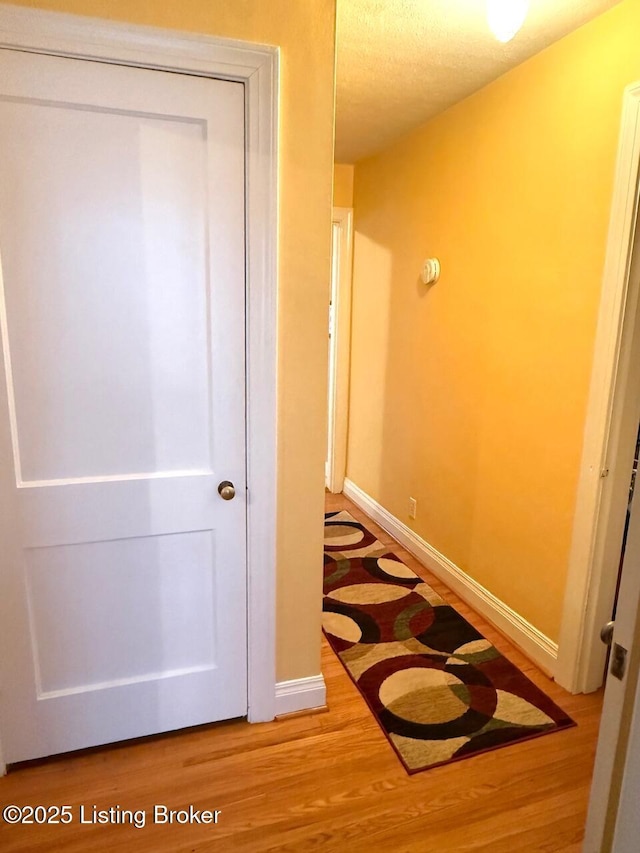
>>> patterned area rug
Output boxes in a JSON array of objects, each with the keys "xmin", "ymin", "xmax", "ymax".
[{"xmin": 323, "ymin": 510, "xmax": 575, "ymax": 774}]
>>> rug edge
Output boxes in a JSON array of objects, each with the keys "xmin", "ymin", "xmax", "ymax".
[
  {"xmin": 322, "ymin": 626, "xmax": 575, "ymax": 776},
  {"xmin": 322, "ymin": 511, "xmax": 577, "ymax": 776}
]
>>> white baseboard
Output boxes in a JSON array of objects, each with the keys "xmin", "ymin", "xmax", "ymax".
[
  {"xmin": 274, "ymin": 675, "xmax": 326, "ymax": 716},
  {"xmin": 342, "ymin": 478, "xmax": 558, "ymax": 676}
]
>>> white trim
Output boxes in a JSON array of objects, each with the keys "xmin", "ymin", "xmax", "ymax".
[
  {"xmin": 326, "ymin": 207, "xmax": 353, "ymax": 494},
  {"xmin": 0, "ymin": 4, "xmax": 276, "ymax": 74},
  {"xmin": 343, "ymin": 478, "xmax": 558, "ymax": 676},
  {"xmin": 243, "ymin": 26, "xmax": 279, "ymax": 725},
  {"xmin": 274, "ymin": 675, "xmax": 327, "ymax": 717},
  {"xmin": 0, "ymin": 4, "xmax": 278, "ymax": 741},
  {"xmin": 557, "ymin": 81, "xmax": 640, "ymax": 694}
]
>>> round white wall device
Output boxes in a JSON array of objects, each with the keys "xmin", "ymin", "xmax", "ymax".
[{"xmin": 422, "ymin": 258, "xmax": 441, "ymax": 285}]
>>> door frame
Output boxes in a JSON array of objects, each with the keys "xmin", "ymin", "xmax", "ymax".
[
  {"xmin": 326, "ymin": 206, "xmax": 353, "ymax": 494},
  {"xmin": 0, "ymin": 3, "xmax": 279, "ymax": 770},
  {"xmin": 556, "ymin": 81, "xmax": 640, "ymax": 694}
]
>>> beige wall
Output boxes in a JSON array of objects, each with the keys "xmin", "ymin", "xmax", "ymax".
[
  {"xmin": 348, "ymin": 0, "xmax": 640, "ymax": 642},
  {"xmin": 333, "ymin": 163, "xmax": 354, "ymax": 207},
  {"xmin": 10, "ymin": 0, "xmax": 337, "ymax": 682}
]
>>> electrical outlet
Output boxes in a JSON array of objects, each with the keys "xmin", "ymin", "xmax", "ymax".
[{"xmin": 408, "ymin": 497, "xmax": 417, "ymax": 520}]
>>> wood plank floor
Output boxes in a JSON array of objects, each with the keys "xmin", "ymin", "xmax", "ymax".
[{"xmin": 0, "ymin": 493, "xmax": 603, "ymax": 852}]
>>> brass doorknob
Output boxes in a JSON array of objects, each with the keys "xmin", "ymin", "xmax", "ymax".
[{"xmin": 218, "ymin": 480, "xmax": 236, "ymax": 501}]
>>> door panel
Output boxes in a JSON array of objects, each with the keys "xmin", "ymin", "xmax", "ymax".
[
  {"xmin": 26, "ymin": 531, "xmax": 217, "ymax": 695},
  {"xmin": 1, "ymin": 102, "xmax": 212, "ymax": 482},
  {"xmin": 0, "ymin": 49, "xmax": 247, "ymax": 763}
]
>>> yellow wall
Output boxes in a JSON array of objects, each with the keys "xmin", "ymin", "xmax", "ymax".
[
  {"xmin": 348, "ymin": 0, "xmax": 640, "ymax": 642},
  {"xmin": 333, "ymin": 163, "xmax": 354, "ymax": 207},
  {"xmin": 10, "ymin": 0, "xmax": 337, "ymax": 682}
]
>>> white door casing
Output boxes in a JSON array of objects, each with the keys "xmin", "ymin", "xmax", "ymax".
[
  {"xmin": 326, "ymin": 207, "xmax": 353, "ymax": 494},
  {"xmin": 0, "ymin": 5, "xmax": 278, "ymax": 769},
  {"xmin": 556, "ymin": 81, "xmax": 640, "ymax": 695}
]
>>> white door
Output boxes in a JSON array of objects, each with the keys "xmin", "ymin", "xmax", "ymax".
[
  {"xmin": 584, "ymin": 442, "xmax": 640, "ymax": 849},
  {"xmin": 0, "ymin": 49, "xmax": 247, "ymax": 764}
]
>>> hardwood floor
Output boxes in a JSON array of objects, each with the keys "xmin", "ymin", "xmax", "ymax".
[{"xmin": 0, "ymin": 493, "xmax": 603, "ymax": 852}]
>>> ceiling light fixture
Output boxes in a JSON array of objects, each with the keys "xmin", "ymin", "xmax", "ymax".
[{"xmin": 486, "ymin": 0, "xmax": 529, "ymax": 43}]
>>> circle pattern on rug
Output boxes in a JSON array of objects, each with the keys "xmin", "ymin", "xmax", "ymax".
[
  {"xmin": 324, "ymin": 523, "xmax": 366, "ymax": 547},
  {"xmin": 324, "ymin": 519, "xmax": 378, "ymax": 552},
  {"xmin": 327, "ymin": 582, "xmax": 414, "ymax": 605},
  {"xmin": 322, "ymin": 611, "xmax": 362, "ymax": 643},
  {"xmin": 380, "ymin": 667, "xmax": 470, "ymax": 725},
  {"xmin": 376, "ymin": 557, "xmax": 417, "ymax": 579}
]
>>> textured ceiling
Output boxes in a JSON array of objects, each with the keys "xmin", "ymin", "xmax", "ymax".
[{"xmin": 336, "ymin": 0, "xmax": 622, "ymax": 163}]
